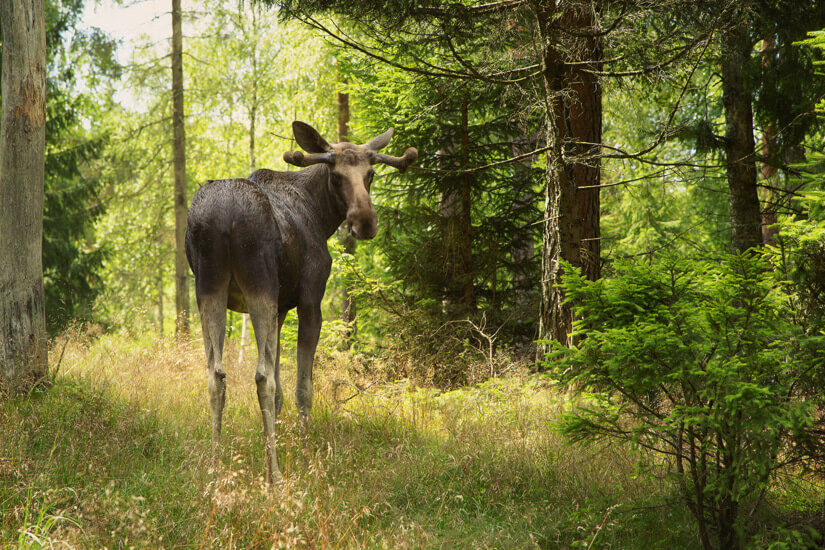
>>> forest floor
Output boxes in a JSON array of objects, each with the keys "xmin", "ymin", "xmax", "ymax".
[{"xmin": 0, "ymin": 331, "xmax": 820, "ymax": 548}]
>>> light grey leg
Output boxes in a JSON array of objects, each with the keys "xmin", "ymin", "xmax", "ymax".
[
  {"xmin": 200, "ymin": 297, "xmax": 227, "ymax": 458},
  {"xmin": 296, "ymin": 303, "xmax": 322, "ymax": 436},
  {"xmin": 250, "ymin": 300, "xmax": 282, "ymax": 483}
]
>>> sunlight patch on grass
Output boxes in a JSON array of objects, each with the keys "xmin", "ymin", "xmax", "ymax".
[{"xmin": 0, "ymin": 331, "xmax": 703, "ymax": 548}]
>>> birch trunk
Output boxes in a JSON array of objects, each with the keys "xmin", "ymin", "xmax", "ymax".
[{"xmin": 172, "ymin": 0, "xmax": 190, "ymax": 336}]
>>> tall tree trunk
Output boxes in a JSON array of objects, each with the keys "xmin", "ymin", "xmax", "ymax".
[
  {"xmin": 337, "ymin": 81, "xmax": 357, "ymax": 347},
  {"xmin": 459, "ymin": 99, "xmax": 474, "ymax": 309},
  {"xmin": 172, "ymin": 0, "xmax": 189, "ymax": 336},
  {"xmin": 536, "ymin": 0, "xmax": 598, "ymax": 351},
  {"xmin": 0, "ymin": 0, "xmax": 49, "ymax": 393},
  {"xmin": 759, "ymin": 38, "xmax": 779, "ymax": 247},
  {"xmin": 239, "ymin": 29, "xmax": 258, "ymax": 364},
  {"xmin": 760, "ymin": 122, "xmax": 779, "ymax": 247},
  {"xmin": 568, "ymin": 1, "xmax": 602, "ymax": 283},
  {"xmin": 721, "ymin": 17, "xmax": 763, "ymax": 253},
  {"xmin": 438, "ymin": 98, "xmax": 474, "ymax": 311},
  {"xmin": 157, "ymin": 241, "xmax": 164, "ymax": 337},
  {"xmin": 238, "ymin": 106, "xmax": 256, "ymax": 365}
]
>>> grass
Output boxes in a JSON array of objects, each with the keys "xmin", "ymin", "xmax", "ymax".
[{"xmin": 1, "ymin": 329, "xmax": 816, "ymax": 548}]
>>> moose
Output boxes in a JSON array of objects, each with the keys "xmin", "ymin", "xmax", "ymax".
[{"xmin": 185, "ymin": 121, "xmax": 417, "ymax": 482}]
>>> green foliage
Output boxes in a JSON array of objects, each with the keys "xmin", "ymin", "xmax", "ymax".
[
  {"xmin": 43, "ymin": 78, "xmax": 107, "ymax": 333},
  {"xmin": 91, "ymin": 0, "xmax": 340, "ymax": 332},
  {"xmin": 752, "ymin": 2, "xmax": 825, "ymax": 160},
  {"xmin": 14, "ymin": 487, "xmax": 81, "ymax": 549},
  {"xmin": 600, "ymin": 62, "xmax": 734, "ymax": 258},
  {"xmin": 327, "ymin": 19, "xmax": 543, "ymax": 351},
  {"xmin": 752, "ymin": 525, "xmax": 824, "ymax": 550},
  {"xmin": 545, "ymin": 252, "xmax": 824, "ymax": 549},
  {"xmin": 0, "ymin": 0, "xmax": 118, "ymax": 333},
  {"xmin": 769, "ymin": 192, "xmax": 825, "ymax": 334}
]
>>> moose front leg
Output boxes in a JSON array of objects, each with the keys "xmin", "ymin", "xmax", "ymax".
[{"xmin": 296, "ymin": 303, "xmax": 322, "ymax": 436}]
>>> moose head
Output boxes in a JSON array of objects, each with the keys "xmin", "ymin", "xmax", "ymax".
[{"xmin": 283, "ymin": 121, "xmax": 418, "ymax": 240}]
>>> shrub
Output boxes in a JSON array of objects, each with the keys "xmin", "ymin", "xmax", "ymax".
[
  {"xmin": 767, "ymin": 192, "xmax": 825, "ymax": 471},
  {"xmin": 544, "ymin": 252, "xmax": 824, "ymax": 550}
]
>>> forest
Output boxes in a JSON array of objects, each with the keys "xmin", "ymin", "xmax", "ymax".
[{"xmin": 1, "ymin": 0, "xmax": 825, "ymax": 548}]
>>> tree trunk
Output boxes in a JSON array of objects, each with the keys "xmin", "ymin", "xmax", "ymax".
[
  {"xmin": 157, "ymin": 245, "xmax": 164, "ymax": 337},
  {"xmin": 337, "ymin": 82, "xmax": 357, "ymax": 347},
  {"xmin": 459, "ymin": 99, "xmax": 474, "ymax": 309},
  {"xmin": 760, "ymin": 122, "xmax": 779, "ymax": 247},
  {"xmin": 536, "ymin": 0, "xmax": 597, "ymax": 351},
  {"xmin": 721, "ymin": 17, "xmax": 763, "ymax": 253},
  {"xmin": 438, "ymin": 98, "xmax": 474, "ymax": 311},
  {"xmin": 249, "ymin": 104, "xmax": 256, "ymax": 171},
  {"xmin": 238, "ymin": 4, "xmax": 261, "ymax": 362},
  {"xmin": 0, "ymin": 0, "xmax": 49, "ymax": 394},
  {"xmin": 759, "ymin": 39, "xmax": 779, "ymax": 247},
  {"xmin": 172, "ymin": 0, "xmax": 189, "ymax": 336},
  {"xmin": 568, "ymin": 1, "xmax": 602, "ymax": 283}
]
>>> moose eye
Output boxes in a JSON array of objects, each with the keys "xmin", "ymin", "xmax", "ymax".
[
  {"xmin": 330, "ymin": 173, "xmax": 342, "ymax": 186},
  {"xmin": 365, "ymin": 170, "xmax": 374, "ymax": 189}
]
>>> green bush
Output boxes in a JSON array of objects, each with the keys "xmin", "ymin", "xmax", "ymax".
[{"xmin": 544, "ymin": 252, "xmax": 824, "ymax": 550}]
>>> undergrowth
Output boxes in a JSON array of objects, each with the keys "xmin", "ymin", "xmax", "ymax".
[{"xmin": 1, "ymin": 330, "xmax": 816, "ymax": 548}]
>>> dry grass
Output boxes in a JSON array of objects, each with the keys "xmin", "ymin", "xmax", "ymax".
[{"xmin": 0, "ymin": 329, "xmax": 701, "ymax": 548}]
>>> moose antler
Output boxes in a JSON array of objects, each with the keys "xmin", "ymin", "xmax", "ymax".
[
  {"xmin": 283, "ymin": 150, "xmax": 334, "ymax": 167},
  {"xmin": 371, "ymin": 147, "xmax": 418, "ymax": 173}
]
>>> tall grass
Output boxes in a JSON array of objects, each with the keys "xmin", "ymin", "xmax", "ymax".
[{"xmin": 0, "ymin": 330, "xmax": 718, "ymax": 548}]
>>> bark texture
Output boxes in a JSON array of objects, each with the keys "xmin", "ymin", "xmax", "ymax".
[
  {"xmin": 172, "ymin": 0, "xmax": 190, "ymax": 335},
  {"xmin": 721, "ymin": 17, "xmax": 763, "ymax": 253},
  {"xmin": 0, "ymin": 0, "xmax": 49, "ymax": 393},
  {"xmin": 568, "ymin": 2, "xmax": 602, "ymax": 283},
  {"xmin": 536, "ymin": 0, "xmax": 602, "ymax": 350},
  {"xmin": 759, "ymin": 39, "xmax": 779, "ymax": 247},
  {"xmin": 537, "ymin": 1, "xmax": 577, "ymax": 348}
]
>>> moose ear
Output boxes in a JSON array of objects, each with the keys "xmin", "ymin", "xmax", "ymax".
[
  {"xmin": 292, "ymin": 121, "xmax": 332, "ymax": 154},
  {"xmin": 365, "ymin": 128, "xmax": 393, "ymax": 151}
]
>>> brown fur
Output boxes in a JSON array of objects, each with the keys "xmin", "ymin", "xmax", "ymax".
[{"xmin": 185, "ymin": 121, "xmax": 416, "ymax": 483}]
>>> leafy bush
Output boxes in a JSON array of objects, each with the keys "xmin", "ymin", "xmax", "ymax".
[
  {"xmin": 767, "ymin": 191, "xmax": 825, "ymax": 470},
  {"xmin": 544, "ymin": 252, "xmax": 824, "ymax": 550}
]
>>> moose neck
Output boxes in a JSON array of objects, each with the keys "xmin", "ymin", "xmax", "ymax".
[{"xmin": 304, "ymin": 164, "xmax": 349, "ymax": 240}]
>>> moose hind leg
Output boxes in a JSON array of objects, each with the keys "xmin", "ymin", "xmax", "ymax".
[
  {"xmin": 249, "ymin": 298, "xmax": 282, "ymax": 483},
  {"xmin": 199, "ymin": 295, "xmax": 228, "ymax": 457}
]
